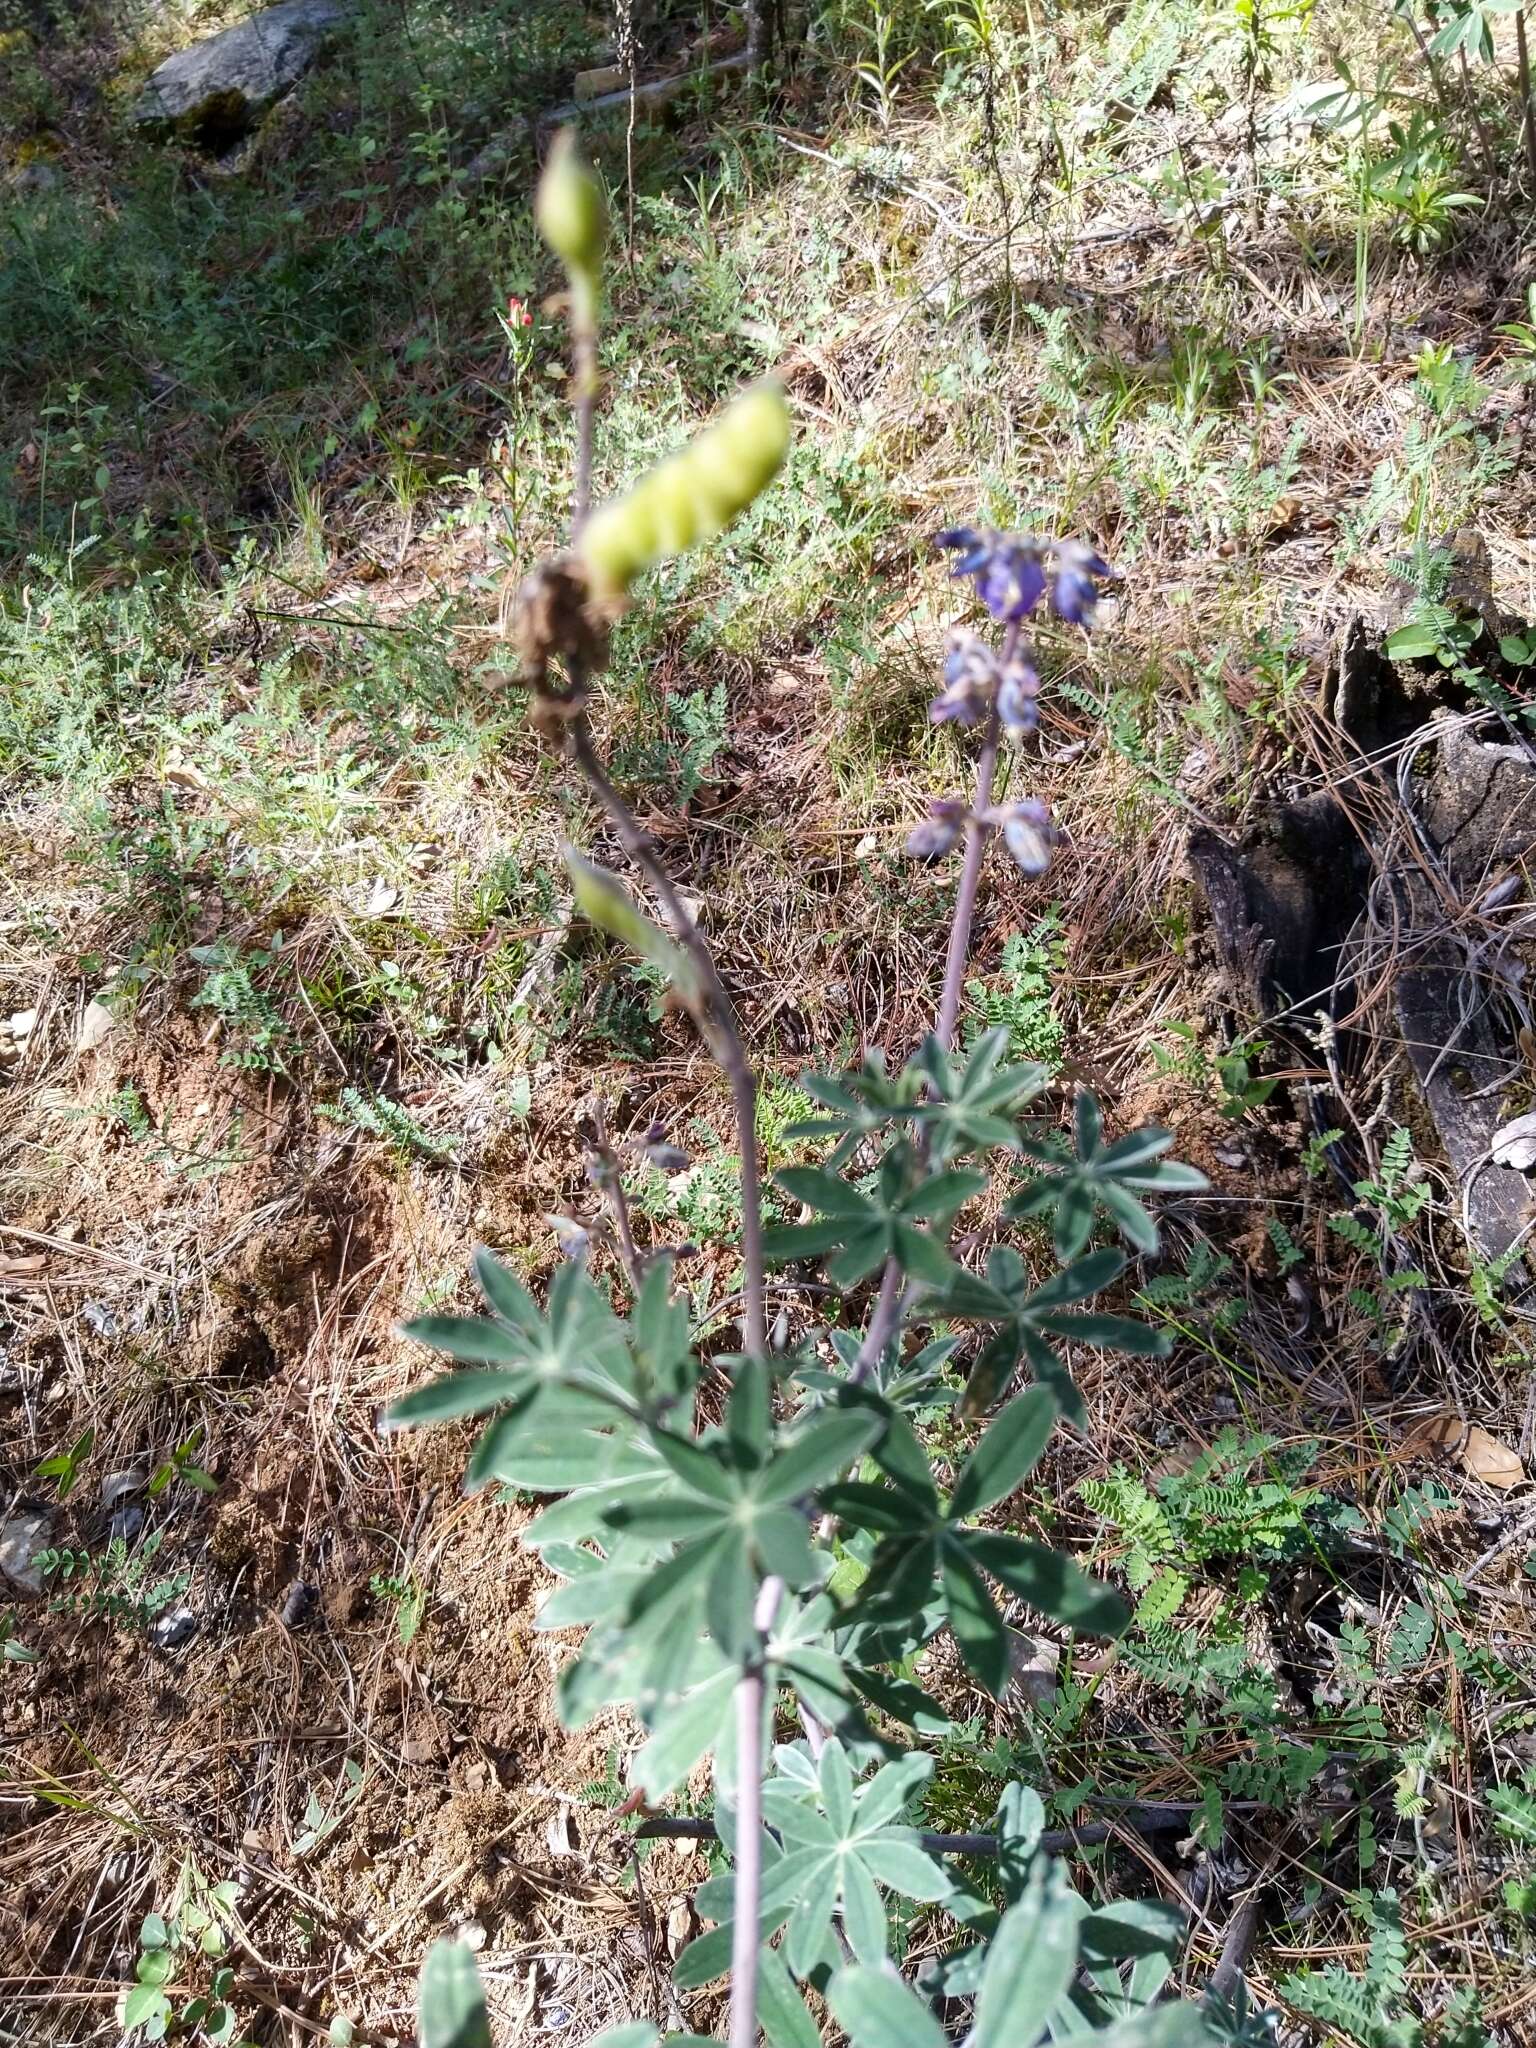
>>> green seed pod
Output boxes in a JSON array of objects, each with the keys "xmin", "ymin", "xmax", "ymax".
[
  {"xmin": 535, "ymin": 129, "xmax": 606, "ymax": 284},
  {"xmin": 580, "ymin": 381, "xmax": 790, "ymax": 599},
  {"xmin": 643, "ymin": 456, "xmax": 707, "ymax": 556}
]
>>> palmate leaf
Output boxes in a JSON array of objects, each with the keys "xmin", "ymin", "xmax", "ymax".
[
  {"xmin": 784, "ymin": 1049, "xmax": 923, "ymax": 1161},
  {"xmin": 1009, "ymin": 1094, "xmax": 1207, "ymax": 1260},
  {"xmin": 912, "ymin": 1026, "xmax": 1051, "ymax": 1163},
  {"xmin": 678, "ymin": 1739, "xmax": 951, "ymax": 1988},
  {"xmin": 938, "ymin": 1242, "xmax": 1170, "ymax": 1426},
  {"xmin": 829, "ymin": 1384, "xmax": 1126, "ymax": 1692},
  {"xmin": 387, "ymin": 1251, "xmax": 636, "ymax": 1479},
  {"xmin": 766, "ymin": 1144, "xmax": 976, "ymax": 1294}
]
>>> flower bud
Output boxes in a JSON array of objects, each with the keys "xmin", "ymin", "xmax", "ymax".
[
  {"xmin": 580, "ymin": 382, "xmax": 790, "ymax": 598},
  {"xmin": 997, "ymin": 798, "xmax": 1057, "ymax": 878},
  {"xmin": 536, "ymin": 129, "xmax": 607, "ymax": 283},
  {"xmin": 906, "ymin": 797, "xmax": 967, "ymax": 860}
]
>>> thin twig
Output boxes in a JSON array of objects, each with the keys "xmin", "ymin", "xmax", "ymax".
[
  {"xmin": 1456, "ymin": 45, "xmax": 1499, "ymax": 185},
  {"xmin": 569, "ymin": 728, "xmax": 766, "ymax": 1359}
]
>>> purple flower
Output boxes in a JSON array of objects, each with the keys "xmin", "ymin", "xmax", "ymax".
[
  {"xmin": 937, "ymin": 527, "xmax": 1046, "ymax": 623},
  {"xmin": 641, "ymin": 1120, "xmax": 690, "ymax": 1172},
  {"xmin": 990, "ymin": 798, "xmax": 1057, "ymax": 878},
  {"xmin": 1048, "ymin": 540, "xmax": 1112, "ymax": 626},
  {"xmin": 906, "ymin": 797, "xmax": 968, "ymax": 860},
  {"xmin": 930, "ymin": 629, "xmax": 998, "ymax": 727},
  {"xmin": 997, "ymin": 658, "xmax": 1041, "ymax": 738}
]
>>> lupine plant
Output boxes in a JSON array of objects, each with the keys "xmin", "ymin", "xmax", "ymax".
[{"xmin": 398, "ymin": 135, "xmax": 1267, "ymax": 2048}]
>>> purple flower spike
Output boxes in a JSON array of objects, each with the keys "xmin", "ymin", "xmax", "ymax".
[
  {"xmin": 937, "ymin": 527, "xmax": 1048, "ymax": 623},
  {"xmin": 930, "ymin": 628, "xmax": 998, "ymax": 727},
  {"xmin": 1048, "ymin": 540, "xmax": 1112, "ymax": 627},
  {"xmin": 906, "ymin": 797, "xmax": 967, "ymax": 860},
  {"xmin": 997, "ymin": 658, "xmax": 1041, "ymax": 739},
  {"xmin": 996, "ymin": 798, "xmax": 1057, "ymax": 878}
]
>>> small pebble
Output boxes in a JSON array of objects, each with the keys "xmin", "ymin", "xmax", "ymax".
[
  {"xmin": 152, "ymin": 1606, "xmax": 199, "ymax": 1651},
  {"xmin": 280, "ymin": 1580, "xmax": 318, "ymax": 1629}
]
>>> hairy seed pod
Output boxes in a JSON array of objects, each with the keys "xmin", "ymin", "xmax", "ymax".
[
  {"xmin": 535, "ymin": 129, "xmax": 607, "ymax": 283},
  {"xmin": 581, "ymin": 382, "xmax": 790, "ymax": 598}
]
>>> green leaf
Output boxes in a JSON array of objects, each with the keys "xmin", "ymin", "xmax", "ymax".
[
  {"xmin": 940, "ymin": 1542, "xmax": 1010, "ymax": 1695},
  {"xmin": 706, "ymin": 1531, "xmax": 758, "ymax": 1658},
  {"xmin": 855, "ymin": 1831, "xmax": 952, "ymax": 1899},
  {"xmin": 123, "ymin": 1984, "xmax": 170, "ymax": 2030},
  {"xmin": 651, "ymin": 1429, "xmax": 738, "ymax": 1503},
  {"xmin": 418, "ymin": 1942, "xmax": 492, "ymax": 2048},
  {"xmin": 476, "ymin": 1426, "xmax": 612, "ymax": 1492},
  {"xmin": 395, "ymin": 1316, "xmax": 526, "ymax": 1367},
  {"xmin": 819, "ymin": 1737, "xmax": 855, "ymax": 1834},
  {"xmin": 1053, "ymin": 1177, "xmax": 1097, "ymax": 1259},
  {"xmin": 470, "ymin": 1245, "xmax": 542, "ymax": 1333},
  {"xmin": 965, "ymin": 1531, "xmax": 1129, "ymax": 1636},
  {"xmin": 757, "ymin": 1413, "xmax": 881, "ymax": 1504},
  {"xmin": 1387, "ymin": 621, "xmax": 1446, "ymax": 660},
  {"xmin": 761, "ymin": 1220, "xmax": 848, "ymax": 1264},
  {"xmin": 890, "ymin": 1221, "xmax": 962, "ymax": 1289},
  {"xmin": 386, "ymin": 1365, "xmax": 525, "ymax": 1426},
  {"xmin": 776, "ymin": 1167, "xmax": 877, "ymax": 1217},
  {"xmin": 971, "ymin": 1866, "xmax": 1084, "ymax": 2048},
  {"xmin": 840, "ymin": 1852, "xmax": 889, "ymax": 1961},
  {"xmin": 756, "ymin": 1944, "xmax": 820, "ymax": 2048},
  {"xmin": 632, "ymin": 1666, "xmax": 738, "ymax": 1801},
  {"xmin": 587, "ymin": 2028, "xmax": 661, "ymax": 2048},
  {"xmin": 899, "ymin": 1167, "xmax": 987, "ymax": 1220},
  {"xmin": 136, "ymin": 1951, "xmax": 175, "ymax": 1988},
  {"xmin": 827, "ymin": 1965, "xmax": 947, "ymax": 2048},
  {"xmin": 823, "ymin": 1482, "xmax": 921, "ymax": 1531},
  {"xmin": 785, "ymin": 1851, "xmax": 843, "ymax": 1976},
  {"xmin": 949, "ymin": 1386, "xmax": 1057, "ymax": 1520},
  {"xmin": 828, "ymin": 1223, "xmax": 896, "ymax": 1288},
  {"xmin": 139, "ymin": 1914, "xmax": 169, "ymax": 1951},
  {"xmin": 753, "ymin": 1507, "xmax": 820, "ymax": 1586}
]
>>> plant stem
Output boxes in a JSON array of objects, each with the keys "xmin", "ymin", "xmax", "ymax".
[
  {"xmin": 640, "ymin": 1809, "xmax": 1209, "ymax": 1855},
  {"xmin": 727, "ymin": 1574, "xmax": 782, "ymax": 2048},
  {"xmin": 728, "ymin": 1666, "xmax": 764, "ymax": 2048},
  {"xmin": 935, "ymin": 619, "xmax": 1018, "ymax": 1047},
  {"xmin": 1405, "ymin": 13, "xmax": 1456, "ymax": 136},
  {"xmin": 569, "ymin": 727, "xmax": 767, "ymax": 1358},
  {"xmin": 572, "ymin": 296, "xmax": 598, "ymax": 535},
  {"xmin": 1457, "ymin": 45, "xmax": 1499, "ymax": 186},
  {"xmin": 849, "ymin": 622, "xmax": 1019, "ymax": 1388},
  {"xmin": 1519, "ymin": 8, "xmax": 1536, "ymax": 188},
  {"xmin": 590, "ymin": 1098, "xmax": 644, "ymax": 1292},
  {"xmin": 745, "ymin": 0, "xmax": 767, "ymax": 69}
]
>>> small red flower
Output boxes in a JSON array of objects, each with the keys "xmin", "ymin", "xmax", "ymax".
[{"xmin": 506, "ymin": 294, "xmax": 533, "ymax": 329}]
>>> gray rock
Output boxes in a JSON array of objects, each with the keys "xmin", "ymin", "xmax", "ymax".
[
  {"xmin": 1, "ymin": 1506, "xmax": 54, "ymax": 1598},
  {"xmin": 133, "ymin": 1, "xmax": 347, "ymax": 148}
]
